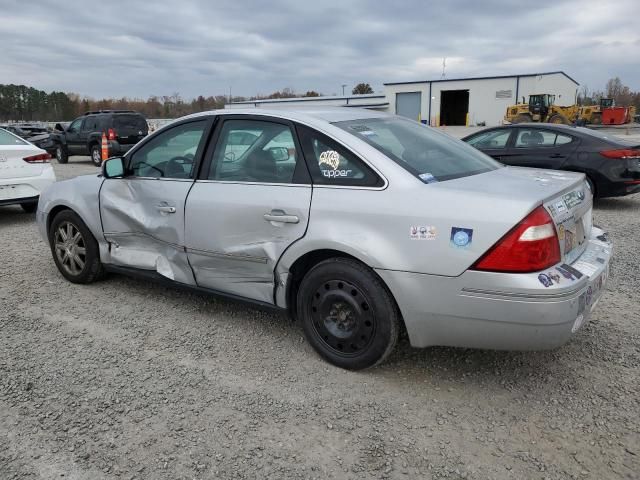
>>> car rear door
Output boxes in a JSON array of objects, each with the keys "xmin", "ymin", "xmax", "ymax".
[
  {"xmin": 185, "ymin": 115, "xmax": 312, "ymax": 304},
  {"xmin": 499, "ymin": 127, "xmax": 578, "ymax": 169},
  {"xmin": 99, "ymin": 117, "xmax": 213, "ymax": 284}
]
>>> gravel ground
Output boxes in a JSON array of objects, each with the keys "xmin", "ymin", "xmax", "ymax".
[{"xmin": 1, "ymin": 152, "xmax": 639, "ymax": 480}]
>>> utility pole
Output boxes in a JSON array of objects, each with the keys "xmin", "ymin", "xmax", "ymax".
[
  {"xmin": 342, "ymin": 84, "xmax": 347, "ymax": 96},
  {"xmin": 441, "ymin": 58, "xmax": 446, "ymax": 80},
  {"xmin": 229, "ymin": 86, "xmax": 232, "ymax": 104}
]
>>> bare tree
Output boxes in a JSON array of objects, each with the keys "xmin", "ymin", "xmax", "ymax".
[{"xmin": 352, "ymin": 83, "xmax": 374, "ymax": 95}]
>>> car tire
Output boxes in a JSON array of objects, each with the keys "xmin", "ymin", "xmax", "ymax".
[
  {"xmin": 49, "ymin": 210, "xmax": 105, "ymax": 284},
  {"xmin": 590, "ymin": 113, "xmax": 602, "ymax": 125},
  {"xmin": 513, "ymin": 114, "xmax": 532, "ymax": 124},
  {"xmin": 20, "ymin": 202, "xmax": 37, "ymax": 213},
  {"xmin": 90, "ymin": 144, "xmax": 102, "ymax": 167},
  {"xmin": 296, "ymin": 257, "xmax": 400, "ymax": 370},
  {"xmin": 55, "ymin": 144, "xmax": 68, "ymax": 164}
]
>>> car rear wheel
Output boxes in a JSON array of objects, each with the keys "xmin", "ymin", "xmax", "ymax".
[
  {"xmin": 296, "ymin": 258, "xmax": 400, "ymax": 370},
  {"xmin": 590, "ymin": 113, "xmax": 602, "ymax": 125},
  {"xmin": 20, "ymin": 202, "xmax": 37, "ymax": 213},
  {"xmin": 55, "ymin": 145, "xmax": 68, "ymax": 164},
  {"xmin": 49, "ymin": 210, "xmax": 105, "ymax": 284},
  {"xmin": 90, "ymin": 144, "xmax": 102, "ymax": 166}
]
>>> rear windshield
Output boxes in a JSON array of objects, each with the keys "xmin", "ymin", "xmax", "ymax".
[
  {"xmin": 0, "ymin": 128, "xmax": 28, "ymax": 145},
  {"xmin": 114, "ymin": 115, "xmax": 148, "ymax": 132},
  {"xmin": 334, "ymin": 117, "xmax": 500, "ymax": 182}
]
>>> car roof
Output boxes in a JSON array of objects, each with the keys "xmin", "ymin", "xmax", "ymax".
[{"xmin": 180, "ymin": 107, "xmax": 390, "ymax": 126}]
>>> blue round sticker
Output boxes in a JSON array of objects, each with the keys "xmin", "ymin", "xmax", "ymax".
[{"xmin": 453, "ymin": 230, "xmax": 470, "ymax": 246}]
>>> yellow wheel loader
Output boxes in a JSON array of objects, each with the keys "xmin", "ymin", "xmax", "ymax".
[{"xmin": 504, "ymin": 94, "xmax": 578, "ymax": 125}]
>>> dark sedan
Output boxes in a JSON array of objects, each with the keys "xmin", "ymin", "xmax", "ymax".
[{"xmin": 462, "ymin": 124, "xmax": 640, "ymax": 198}]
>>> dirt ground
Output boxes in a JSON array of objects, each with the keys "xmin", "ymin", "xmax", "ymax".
[{"xmin": 1, "ymin": 147, "xmax": 639, "ymax": 479}]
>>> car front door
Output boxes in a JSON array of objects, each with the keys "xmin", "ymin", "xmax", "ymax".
[
  {"xmin": 464, "ymin": 128, "xmax": 513, "ymax": 161},
  {"xmin": 99, "ymin": 118, "xmax": 212, "ymax": 284},
  {"xmin": 185, "ymin": 116, "xmax": 312, "ymax": 304},
  {"xmin": 499, "ymin": 128, "xmax": 578, "ymax": 169},
  {"xmin": 65, "ymin": 118, "xmax": 84, "ymax": 155}
]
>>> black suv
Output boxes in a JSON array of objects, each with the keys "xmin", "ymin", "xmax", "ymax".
[{"xmin": 53, "ymin": 110, "xmax": 148, "ymax": 166}]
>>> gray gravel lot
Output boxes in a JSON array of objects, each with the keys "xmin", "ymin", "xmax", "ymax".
[{"xmin": 1, "ymin": 146, "xmax": 639, "ymax": 480}]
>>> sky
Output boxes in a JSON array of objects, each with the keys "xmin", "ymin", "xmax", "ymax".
[{"xmin": 2, "ymin": 0, "xmax": 639, "ymax": 99}]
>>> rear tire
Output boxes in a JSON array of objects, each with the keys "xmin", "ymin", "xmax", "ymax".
[
  {"xmin": 55, "ymin": 144, "xmax": 68, "ymax": 164},
  {"xmin": 296, "ymin": 258, "xmax": 400, "ymax": 370},
  {"xmin": 90, "ymin": 144, "xmax": 102, "ymax": 167},
  {"xmin": 590, "ymin": 113, "xmax": 602, "ymax": 125},
  {"xmin": 49, "ymin": 210, "xmax": 105, "ymax": 284},
  {"xmin": 20, "ymin": 202, "xmax": 37, "ymax": 213}
]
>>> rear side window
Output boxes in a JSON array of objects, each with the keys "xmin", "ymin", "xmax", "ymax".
[
  {"xmin": 0, "ymin": 129, "xmax": 28, "ymax": 145},
  {"xmin": 465, "ymin": 129, "xmax": 511, "ymax": 149},
  {"xmin": 114, "ymin": 115, "xmax": 148, "ymax": 133},
  {"xmin": 335, "ymin": 117, "xmax": 499, "ymax": 182},
  {"xmin": 515, "ymin": 129, "xmax": 574, "ymax": 148},
  {"xmin": 297, "ymin": 125, "xmax": 382, "ymax": 187}
]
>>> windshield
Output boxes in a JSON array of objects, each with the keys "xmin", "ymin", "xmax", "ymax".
[
  {"xmin": 0, "ymin": 128, "xmax": 28, "ymax": 145},
  {"xmin": 334, "ymin": 117, "xmax": 500, "ymax": 182}
]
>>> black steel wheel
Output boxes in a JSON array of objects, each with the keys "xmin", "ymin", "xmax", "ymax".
[
  {"xmin": 49, "ymin": 210, "xmax": 105, "ymax": 284},
  {"xmin": 297, "ymin": 258, "xmax": 400, "ymax": 370}
]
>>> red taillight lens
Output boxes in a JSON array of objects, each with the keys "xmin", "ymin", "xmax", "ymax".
[
  {"xmin": 472, "ymin": 205, "xmax": 561, "ymax": 273},
  {"xmin": 108, "ymin": 128, "xmax": 116, "ymax": 140},
  {"xmin": 600, "ymin": 149, "xmax": 640, "ymax": 159},
  {"xmin": 23, "ymin": 153, "xmax": 51, "ymax": 163}
]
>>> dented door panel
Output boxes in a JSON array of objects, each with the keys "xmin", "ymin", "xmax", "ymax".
[
  {"xmin": 99, "ymin": 178, "xmax": 196, "ymax": 284},
  {"xmin": 185, "ymin": 181, "xmax": 312, "ymax": 303}
]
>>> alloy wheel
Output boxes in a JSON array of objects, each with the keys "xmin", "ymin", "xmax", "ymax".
[{"xmin": 54, "ymin": 221, "xmax": 87, "ymax": 276}]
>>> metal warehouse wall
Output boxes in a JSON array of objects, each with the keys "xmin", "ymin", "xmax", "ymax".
[{"xmin": 517, "ymin": 73, "xmax": 578, "ymax": 107}]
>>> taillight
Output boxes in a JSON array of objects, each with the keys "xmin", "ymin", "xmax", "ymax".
[
  {"xmin": 600, "ymin": 149, "xmax": 640, "ymax": 159},
  {"xmin": 23, "ymin": 153, "xmax": 51, "ymax": 163},
  {"xmin": 472, "ymin": 205, "xmax": 561, "ymax": 273},
  {"xmin": 108, "ymin": 128, "xmax": 116, "ymax": 140}
]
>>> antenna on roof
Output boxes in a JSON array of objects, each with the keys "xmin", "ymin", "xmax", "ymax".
[{"xmin": 441, "ymin": 58, "xmax": 446, "ymax": 79}]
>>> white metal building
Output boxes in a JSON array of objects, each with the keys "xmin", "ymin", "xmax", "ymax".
[
  {"xmin": 227, "ymin": 71, "xmax": 579, "ymax": 127},
  {"xmin": 385, "ymin": 71, "xmax": 579, "ymax": 126}
]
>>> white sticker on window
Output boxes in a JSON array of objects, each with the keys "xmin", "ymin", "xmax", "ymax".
[{"xmin": 319, "ymin": 150, "xmax": 340, "ymax": 170}]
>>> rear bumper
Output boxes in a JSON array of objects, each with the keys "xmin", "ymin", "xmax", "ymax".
[
  {"xmin": 0, "ymin": 166, "xmax": 56, "ymax": 206},
  {"xmin": 377, "ymin": 226, "xmax": 612, "ymax": 350}
]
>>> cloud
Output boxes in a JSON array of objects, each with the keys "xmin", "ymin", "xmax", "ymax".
[{"xmin": 2, "ymin": 0, "xmax": 639, "ymax": 99}]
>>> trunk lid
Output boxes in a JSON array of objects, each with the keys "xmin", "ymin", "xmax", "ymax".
[{"xmin": 0, "ymin": 146, "xmax": 48, "ymax": 179}]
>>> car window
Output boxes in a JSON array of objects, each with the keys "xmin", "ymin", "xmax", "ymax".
[
  {"xmin": 297, "ymin": 126, "xmax": 382, "ymax": 187},
  {"xmin": 208, "ymin": 120, "xmax": 300, "ymax": 184},
  {"xmin": 0, "ymin": 128, "xmax": 28, "ymax": 145},
  {"xmin": 68, "ymin": 118, "xmax": 83, "ymax": 132},
  {"xmin": 128, "ymin": 120, "xmax": 207, "ymax": 179},
  {"xmin": 465, "ymin": 130, "xmax": 511, "ymax": 149},
  {"xmin": 82, "ymin": 117, "xmax": 97, "ymax": 132},
  {"xmin": 114, "ymin": 114, "xmax": 148, "ymax": 132},
  {"xmin": 515, "ymin": 129, "xmax": 570, "ymax": 148},
  {"xmin": 335, "ymin": 117, "xmax": 499, "ymax": 183}
]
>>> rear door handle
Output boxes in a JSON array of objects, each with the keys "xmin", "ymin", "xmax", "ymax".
[
  {"xmin": 549, "ymin": 154, "xmax": 566, "ymax": 159},
  {"xmin": 157, "ymin": 205, "xmax": 176, "ymax": 214},
  {"xmin": 263, "ymin": 210, "xmax": 299, "ymax": 224}
]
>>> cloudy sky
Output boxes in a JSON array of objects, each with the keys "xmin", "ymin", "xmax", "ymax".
[{"xmin": 2, "ymin": 0, "xmax": 639, "ymax": 99}]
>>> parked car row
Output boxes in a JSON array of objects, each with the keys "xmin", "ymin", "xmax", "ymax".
[{"xmin": 30, "ymin": 108, "xmax": 614, "ymax": 370}]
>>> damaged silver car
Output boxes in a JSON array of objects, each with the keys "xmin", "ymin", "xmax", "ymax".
[{"xmin": 37, "ymin": 108, "xmax": 612, "ymax": 370}]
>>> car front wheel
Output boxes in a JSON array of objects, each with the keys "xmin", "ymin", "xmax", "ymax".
[
  {"xmin": 49, "ymin": 210, "xmax": 105, "ymax": 283},
  {"xmin": 296, "ymin": 258, "xmax": 400, "ymax": 370},
  {"xmin": 55, "ymin": 145, "xmax": 68, "ymax": 164}
]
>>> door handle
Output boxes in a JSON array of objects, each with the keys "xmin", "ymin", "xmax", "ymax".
[
  {"xmin": 157, "ymin": 205, "xmax": 176, "ymax": 214},
  {"xmin": 263, "ymin": 210, "xmax": 299, "ymax": 224},
  {"xmin": 549, "ymin": 154, "xmax": 566, "ymax": 159}
]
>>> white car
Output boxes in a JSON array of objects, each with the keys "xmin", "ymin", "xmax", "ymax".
[{"xmin": 0, "ymin": 128, "xmax": 56, "ymax": 212}]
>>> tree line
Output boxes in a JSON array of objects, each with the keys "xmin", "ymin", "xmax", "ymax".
[{"xmin": 577, "ymin": 77, "xmax": 640, "ymax": 109}]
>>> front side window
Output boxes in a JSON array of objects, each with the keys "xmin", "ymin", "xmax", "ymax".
[
  {"xmin": 465, "ymin": 129, "xmax": 511, "ymax": 149},
  {"xmin": 515, "ymin": 129, "xmax": 571, "ymax": 148},
  {"xmin": 335, "ymin": 116, "xmax": 500, "ymax": 182},
  {"xmin": 128, "ymin": 120, "xmax": 206, "ymax": 178},
  {"xmin": 68, "ymin": 118, "xmax": 83, "ymax": 132},
  {"xmin": 208, "ymin": 119, "xmax": 300, "ymax": 184}
]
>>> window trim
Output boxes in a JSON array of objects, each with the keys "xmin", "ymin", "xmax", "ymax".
[
  {"xmin": 513, "ymin": 127, "xmax": 576, "ymax": 149},
  {"xmin": 198, "ymin": 114, "xmax": 311, "ymax": 185},
  {"xmin": 123, "ymin": 116, "xmax": 214, "ymax": 180}
]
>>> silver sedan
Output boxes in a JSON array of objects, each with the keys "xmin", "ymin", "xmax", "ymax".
[{"xmin": 36, "ymin": 108, "xmax": 612, "ymax": 369}]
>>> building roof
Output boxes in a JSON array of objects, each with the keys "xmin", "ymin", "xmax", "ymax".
[
  {"xmin": 230, "ymin": 93, "xmax": 386, "ymax": 106},
  {"xmin": 181, "ymin": 107, "xmax": 390, "ymax": 124},
  {"xmin": 384, "ymin": 71, "xmax": 579, "ymax": 86}
]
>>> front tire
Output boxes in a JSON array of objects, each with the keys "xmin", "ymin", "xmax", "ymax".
[
  {"xmin": 90, "ymin": 144, "xmax": 102, "ymax": 167},
  {"xmin": 296, "ymin": 258, "xmax": 400, "ymax": 370},
  {"xmin": 49, "ymin": 210, "xmax": 105, "ymax": 284},
  {"xmin": 55, "ymin": 144, "xmax": 68, "ymax": 164}
]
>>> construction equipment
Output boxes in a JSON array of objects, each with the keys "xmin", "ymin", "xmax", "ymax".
[
  {"xmin": 579, "ymin": 99, "xmax": 636, "ymax": 125},
  {"xmin": 504, "ymin": 94, "xmax": 578, "ymax": 125}
]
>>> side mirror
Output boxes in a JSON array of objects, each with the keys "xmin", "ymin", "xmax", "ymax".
[
  {"xmin": 102, "ymin": 156, "xmax": 125, "ymax": 178},
  {"xmin": 268, "ymin": 146, "xmax": 289, "ymax": 162}
]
